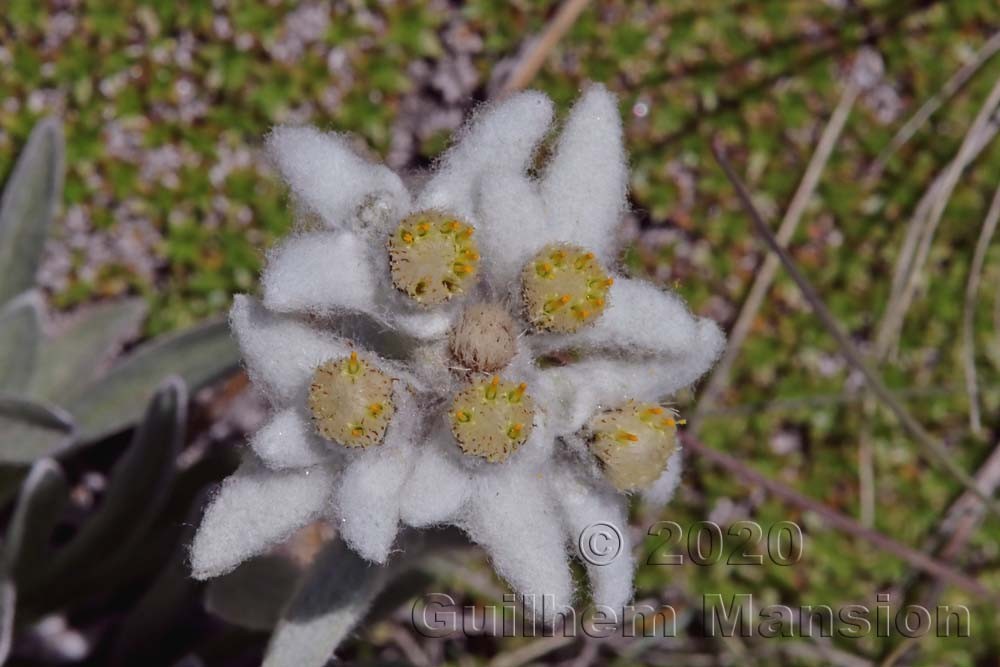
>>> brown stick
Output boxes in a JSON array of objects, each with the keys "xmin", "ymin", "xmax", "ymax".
[
  {"xmin": 680, "ymin": 433, "xmax": 992, "ymax": 599},
  {"xmin": 711, "ymin": 139, "xmax": 1000, "ymax": 520},
  {"xmin": 866, "ymin": 30, "xmax": 1000, "ymax": 184},
  {"xmin": 499, "ymin": 0, "xmax": 591, "ymax": 96},
  {"xmin": 697, "ymin": 81, "xmax": 859, "ymax": 415},
  {"xmin": 962, "ymin": 184, "xmax": 1000, "ymax": 435}
]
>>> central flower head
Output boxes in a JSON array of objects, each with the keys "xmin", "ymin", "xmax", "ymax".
[
  {"xmin": 448, "ymin": 302, "xmax": 519, "ymax": 373},
  {"xmin": 521, "ymin": 244, "xmax": 613, "ymax": 333},
  {"xmin": 387, "ymin": 210, "xmax": 480, "ymax": 306},
  {"xmin": 308, "ymin": 352, "xmax": 395, "ymax": 448},
  {"xmin": 450, "ymin": 376, "xmax": 535, "ymax": 463},
  {"xmin": 585, "ymin": 401, "xmax": 681, "ymax": 491}
]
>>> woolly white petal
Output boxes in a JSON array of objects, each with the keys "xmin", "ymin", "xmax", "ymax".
[
  {"xmin": 461, "ymin": 468, "xmax": 574, "ymax": 622},
  {"xmin": 398, "ymin": 428, "xmax": 472, "ymax": 528},
  {"xmin": 419, "ymin": 91, "xmax": 554, "ymax": 219},
  {"xmin": 540, "ymin": 85, "xmax": 627, "ymax": 261},
  {"xmin": 230, "ymin": 295, "xmax": 351, "ymax": 406},
  {"xmin": 553, "ymin": 469, "xmax": 635, "ymax": 611},
  {"xmin": 641, "ymin": 448, "xmax": 684, "ymax": 508},
  {"xmin": 251, "ymin": 407, "xmax": 338, "ymax": 470},
  {"xmin": 476, "ymin": 173, "xmax": 555, "ymax": 286},
  {"xmin": 530, "ymin": 278, "xmax": 701, "ymax": 358},
  {"xmin": 190, "ymin": 461, "xmax": 335, "ymax": 579},
  {"xmin": 536, "ymin": 317, "xmax": 725, "ymax": 435},
  {"xmin": 331, "ymin": 389, "xmax": 418, "ymax": 563},
  {"xmin": 266, "ymin": 126, "xmax": 410, "ymax": 229},
  {"xmin": 262, "ymin": 231, "xmax": 456, "ymax": 341},
  {"xmin": 332, "ymin": 450, "xmax": 410, "ymax": 564},
  {"xmin": 262, "ymin": 231, "xmax": 378, "ymax": 318}
]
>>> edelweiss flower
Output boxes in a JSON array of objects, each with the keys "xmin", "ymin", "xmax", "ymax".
[{"xmin": 190, "ymin": 86, "xmax": 724, "ymax": 622}]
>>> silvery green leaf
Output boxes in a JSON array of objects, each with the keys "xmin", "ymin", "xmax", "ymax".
[
  {"xmin": 0, "ymin": 118, "xmax": 64, "ymax": 307},
  {"xmin": 263, "ymin": 538, "xmax": 394, "ymax": 667},
  {"xmin": 31, "ymin": 378, "xmax": 186, "ymax": 592},
  {"xmin": 109, "ymin": 495, "xmax": 201, "ymax": 667},
  {"xmin": 64, "ymin": 318, "xmax": 236, "ymax": 443},
  {"xmin": 363, "ymin": 569, "xmax": 435, "ymax": 626},
  {"xmin": 205, "ymin": 554, "xmax": 303, "ymax": 631},
  {"xmin": 3, "ymin": 459, "xmax": 66, "ymax": 584},
  {"xmin": 0, "ymin": 396, "xmax": 76, "ymax": 464},
  {"xmin": 0, "ymin": 468, "xmax": 27, "ymax": 509},
  {"xmin": 0, "ymin": 577, "xmax": 14, "ymax": 666},
  {"xmin": 0, "ymin": 291, "xmax": 43, "ymax": 393},
  {"xmin": 28, "ymin": 298, "xmax": 147, "ymax": 402}
]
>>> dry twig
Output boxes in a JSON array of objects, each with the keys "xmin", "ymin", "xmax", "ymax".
[
  {"xmin": 962, "ymin": 184, "xmax": 1000, "ymax": 435},
  {"xmin": 697, "ymin": 80, "xmax": 860, "ymax": 415},
  {"xmin": 876, "ymin": 75, "xmax": 1000, "ymax": 359},
  {"xmin": 488, "ymin": 636, "xmax": 577, "ymax": 667},
  {"xmin": 712, "ymin": 139, "xmax": 1000, "ymax": 519},
  {"xmin": 866, "ymin": 31, "xmax": 1000, "ymax": 183},
  {"xmin": 680, "ymin": 433, "xmax": 991, "ymax": 599},
  {"xmin": 498, "ymin": 0, "xmax": 591, "ymax": 96}
]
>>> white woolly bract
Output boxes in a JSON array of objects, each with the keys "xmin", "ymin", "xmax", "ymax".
[
  {"xmin": 397, "ymin": 427, "xmax": 472, "ymax": 528},
  {"xmin": 528, "ymin": 278, "xmax": 702, "ymax": 358},
  {"xmin": 553, "ymin": 467, "xmax": 635, "ymax": 611},
  {"xmin": 458, "ymin": 465, "xmax": 575, "ymax": 623},
  {"xmin": 190, "ymin": 461, "xmax": 336, "ymax": 579},
  {"xmin": 230, "ymin": 295, "xmax": 352, "ymax": 407},
  {"xmin": 539, "ymin": 85, "xmax": 627, "ymax": 262},
  {"xmin": 535, "ymin": 317, "xmax": 725, "ymax": 435},
  {"xmin": 418, "ymin": 91, "xmax": 554, "ymax": 220},
  {"xmin": 250, "ymin": 407, "xmax": 337, "ymax": 470},
  {"xmin": 329, "ymin": 387, "xmax": 420, "ymax": 563},
  {"xmin": 194, "ymin": 87, "xmax": 727, "ymax": 621},
  {"xmin": 642, "ymin": 448, "xmax": 684, "ymax": 509},
  {"xmin": 266, "ymin": 126, "xmax": 410, "ymax": 229},
  {"xmin": 262, "ymin": 231, "xmax": 378, "ymax": 319}
]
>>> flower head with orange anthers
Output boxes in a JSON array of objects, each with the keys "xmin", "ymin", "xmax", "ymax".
[{"xmin": 189, "ymin": 86, "xmax": 724, "ymax": 623}]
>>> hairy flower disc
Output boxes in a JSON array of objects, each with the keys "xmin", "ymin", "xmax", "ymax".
[
  {"xmin": 521, "ymin": 244, "xmax": 611, "ymax": 333},
  {"xmin": 308, "ymin": 352, "xmax": 395, "ymax": 448},
  {"xmin": 449, "ymin": 302, "xmax": 518, "ymax": 373},
  {"xmin": 586, "ymin": 401, "xmax": 680, "ymax": 491},
  {"xmin": 387, "ymin": 210, "xmax": 480, "ymax": 306},
  {"xmin": 450, "ymin": 376, "xmax": 535, "ymax": 463}
]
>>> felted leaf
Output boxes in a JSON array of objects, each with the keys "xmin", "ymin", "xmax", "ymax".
[
  {"xmin": 263, "ymin": 538, "xmax": 394, "ymax": 667},
  {"xmin": 26, "ymin": 378, "xmax": 185, "ymax": 592},
  {"xmin": 0, "ymin": 118, "xmax": 64, "ymax": 307},
  {"xmin": 64, "ymin": 318, "xmax": 236, "ymax": 443},
  {"xmin": 205, "ymin": 554, "xmax": 303, "ymax": 631},
  {"xmin": 0, "ymin": 577, "xmax": 14, "ymax": 665},
  {"xmin": 108, "ymin": 496, "xmax": 202, "ymax": 667},
  {"xmin": 28, "ymin": 298, "xmax": 147, "ymax": 402},
  {"xmin": 3, "ymin": 459, "xmax": 67, "ymax": 585},
  {"xmin": 0, "ymin": 291, "xmax": 43, "ymax": 393},
  {"xmin": 0, "ymin": 396, "xmax": 76, "ymax": 464},
  {"xmin": 263, "ymin": 529, "xmax": 466, "ymax": 666}
]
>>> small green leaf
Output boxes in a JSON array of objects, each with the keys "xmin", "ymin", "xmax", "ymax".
[
  {"xmin": 0, "ymin": 291, "xmax": 43, "ymax": 392},
  {"xmin": 28, "ymin": 298, "xmax": 147, "ymax": 402},
  {"xmin": 205, "ymin": 554, "xmax": 303, "ymax": 631},
  {"xmin": 65, "ymin": 318, "xmax": 237, "ymax": 443},
  {"xmin": 0, "ymin": 395, "xmax": 76, "ymax": 464},
  {"xmin": 0, "ymin": 118, "xmax": 64, "ymax": 307},
  {"xmin": 3, "ymin": 459, "xmax": 67, "ymax": 584}
]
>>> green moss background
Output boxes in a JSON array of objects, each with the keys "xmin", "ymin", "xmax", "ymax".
[{"xmin": 3, "ymin": 0, "xmax": 1000, "ymax": 664}]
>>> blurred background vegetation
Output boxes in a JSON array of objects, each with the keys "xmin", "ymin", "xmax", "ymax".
[{"xmin": 1, "ymin": 0, "xmax": 999, "ymax": 665}]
